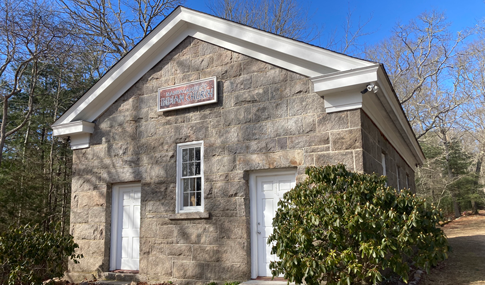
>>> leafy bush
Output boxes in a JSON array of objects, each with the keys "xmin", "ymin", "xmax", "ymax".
[
  {"xmin": 0, "ymin": 223, "xmax": 83, "ymax": 285},
  {"xmin": 268, "ymin": 164, "xmax": 449, "ymax": 285}
]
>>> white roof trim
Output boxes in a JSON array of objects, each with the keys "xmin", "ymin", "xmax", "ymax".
[
  {"xmin": 311, "ymin": 65, "xmax": 425, "ymax": 167},
  {"xmin": 52, "ymin": 7, "xmax": 373, "ymax": 127}
]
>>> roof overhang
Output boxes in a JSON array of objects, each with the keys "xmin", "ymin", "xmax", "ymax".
[
  {"xmin": 311, "ymin": 65, "xmax": 425, "ymax": 169},
  {"xmin": 51, "ymin": 6, "xmax": 424, "ymax": 168}
]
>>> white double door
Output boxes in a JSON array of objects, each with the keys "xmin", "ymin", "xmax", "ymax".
[
  {"xmin": 256, "ymin": 172, "xmax": 296, "ymax": 277},
  {"xmin": 111, "ymin": 184, "xmax": 141, "ymax": 271}
]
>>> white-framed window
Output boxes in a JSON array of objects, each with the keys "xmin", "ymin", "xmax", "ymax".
[{"xmin": 176, "ymin": 141, "xmax": 204, "ymax": 213}]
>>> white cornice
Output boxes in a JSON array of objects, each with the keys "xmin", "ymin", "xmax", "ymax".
[
  {"xmin": 311, "ymin": 65, "xmax": 425, "ymax": 168},
  {"xmin": 52, "ymin": 121, "xmax": 94, "ymax": 150}
]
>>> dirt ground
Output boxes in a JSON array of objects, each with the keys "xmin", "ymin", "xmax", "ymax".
[{"xmin": 422, "ymin": 210, "xmax": 485, "ymax": 285}]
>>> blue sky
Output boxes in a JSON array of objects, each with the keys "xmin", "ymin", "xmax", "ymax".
[{"xmin": 184, "ymin": 0, "xmax": 485, "ymax": 51}]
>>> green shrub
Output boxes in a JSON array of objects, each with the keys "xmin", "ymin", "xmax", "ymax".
[
  {"xmin": 0, "ymin": 223, "xmax": 83, "ymax": 285},
  {"xmin": 268, "ymin": 164, "xmax": 449, "ymax": 285}
]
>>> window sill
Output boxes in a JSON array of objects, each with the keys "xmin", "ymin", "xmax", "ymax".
[{"xmin": 168, "ymin": 212, "xmax": 210, "ymax": 220}]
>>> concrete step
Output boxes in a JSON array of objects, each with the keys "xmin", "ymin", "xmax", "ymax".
[{"xmin": 94, "ymin": 282, "xmax": 133, "ymax": 285}]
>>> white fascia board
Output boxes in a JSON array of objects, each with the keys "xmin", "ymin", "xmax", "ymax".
[
  {"xmin": 311, "ymin": 65, "xmax": 380, "ymax": 96},
  {"xmin": 374, "ymin": 69, "xmax": 425, "ymax": 165},
  {"xmin": 52, "ymin": 121, "xmax": 94, "ymax": 137},
  {"xmin": 179, "ymin": 8, "xmax": 373, "ymax": 72}
]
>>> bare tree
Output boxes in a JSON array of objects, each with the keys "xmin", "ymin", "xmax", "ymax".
[
  {"xmin": 0, "ymin": 0, "xmax": 74, "ymax": 166},
  {"xmin": 365, "ymin": 11, "xmax": 473, "ymax": 139},
  {"xmin": 58, "ymin": 0, "xmax": 184, "ymax": 69},
  {"xmin": 207, "ymin": 0, "xmax": 319, "ymax": 41}
]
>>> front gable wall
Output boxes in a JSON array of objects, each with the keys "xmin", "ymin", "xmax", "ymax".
[{"xmin": 68, "ymin": 37, "xmax": 410, "ymax": 283}]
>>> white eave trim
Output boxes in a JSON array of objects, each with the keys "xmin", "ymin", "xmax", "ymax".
[
  {"xmin": 311, "ymin": 65, "xmax": 425, "ymax": 168},
  {"xmin": 52, "ymin": 121, "xmax": 94, "ymax": 150},
  {"xmin": 52, "ymin": 120, "xmax": 94, "ymax": 137}
]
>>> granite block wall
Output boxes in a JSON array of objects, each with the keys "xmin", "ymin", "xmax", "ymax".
[{"xmin": 67, "ymin": 37, "xmax": 413, "ymax": 284}]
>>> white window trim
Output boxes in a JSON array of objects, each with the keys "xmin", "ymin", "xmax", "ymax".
[
  {"xmin": 176, "ymin": 141, "xmax": 204, "ymax": 213},
  {"xmin": 381, "ymin": 153, "xmax": 386, "ymax": 176},
  {"xmin": 396, "ymin": 166, "xmax": 400, "ymax": 190}
]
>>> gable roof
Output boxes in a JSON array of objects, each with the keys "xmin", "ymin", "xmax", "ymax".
[{"xmin": 52, "ymin": 6, "xmax": 425, "ymax": 168}]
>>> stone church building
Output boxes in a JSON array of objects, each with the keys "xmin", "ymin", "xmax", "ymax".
[{"xmin": 52, "ymin": 6, "xmax": 424, "ymax": 284}]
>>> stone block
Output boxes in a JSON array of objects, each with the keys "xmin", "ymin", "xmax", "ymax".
[
  {"xmin": 314, "ymin": 151, "xmax": 354, "ymax": 169},
  {"xmin": 304, "ymin": 145, "xmax": 330, "ymax": 153},
  {"xmin": 173, "ymin": 57, "xmax": 191, "ymax": 75},
  {"xmin": 205, "ymin": 198, "xmax": 238, "ymax": 212},
  {"xmin": 75, "ymin": 240, "xmax": 106, "ymax": 257},
  {"xmin": 199, "ymin": 42, "xmax": 222, "ymax": 56},
  {"xmin": 221, "ymin": 105, "xmax": 252, "ymax": 126},
  {"xmin": 269, "ymin": 79, "xmax": 310, "ymax": 100},
  {"xmin": 288, "ymin": 94, "xmax": 326, "ymax": 116},
  {"xmin": 192, "ymin": 245, "xmax": 221, "ymax": 262},
  {"xmin": 330, "ymin": 128, "xmax": 362, "ymax": 151},
  {"xmin": 147, "ymin": 257, "xmax": 172, "ymax": 277},
  {"xmin": 88, "ymin": 206, "xmax": 106, "ymax": 223},
  {"xmin": 210, "ymin": 181, "xmax": 248, "ymax": 198},
  {"xmin": 252, "ymin": 69, "xmax": 288, "ymax": 88},
  {"xmin": 242, "ymin": 58, "xmax": 274, "ymax": 74},
  {"xmin": 348, "ymin": 109, "xmax": 361, "ymax": 128},
  {"xmin": 241, "ymin": 121, "xmax": 274, "ymax": 141},
  {"xmin": 77, "ymin": 191, "xmax": 107, "ymax": 208},
  {"xmin": 247, "ymin": 139, "xmax": 277, "ymax": 153},
  {"xmin": 71, "ymin": 209, "xmax": 89, "ymax": 224},
  {"xmin": 204, "ymin": 263, "xmax": 249, "ymax": 281},
  {"xmin": 226, "ymin": 143, "xmax": 248, "ymax": 155},
  {"xmin": 174, "ymin": 72, "xmax": 200, "ymax": 85},
  {"xmin": 287, "ymin": 133, "xmax": 329, "ymax": 149},
  {"xmin": 166, "ymin": 244, "xmax": 193, "ymax": 257},
  {"xmin": 317, "ymin": 111, "xmax": 349, "ymax": 132},
  {"xmin": 68, "ymin": 255, "xmax": 104, "ymax": 273},
  {"xmin": 232, "ymin": 87, "xmax": 269, "ymax": 106},
  {"xmin": 277, "ymin": 137, "xmax": 287, "ymax": 150},
  {"xmin": 146, "ymin": 200, "xmax": 175, "ymax": 214},
  {"xmin": 212, "ymin": 50, "xmax": 233, "ymax": 67},
  {"xmin": 175, "ymin": 224, "xmax": 219, "ymax": 244},
  {"xmin": 174, "ymin": 261, "xmax": 205, "ymax": 280},
  {"xmin": 236, "ymin": 197, "xmax": 248, "ymax": 217},
  {"xmin": 251, "ymin": 99, "xmax": 288, "ymax": 122},
  {"xmin": 236, "ymin": 150, "xmax": 303, "ymax": 170},
  {"xmin": 72, "ymin": 176, "xmax": 98, "ymax": 193},
  {"xmin": 145, "ymin": 163, "xmax": 177, "ymax": 182},
  {"xmin": 191, "ymin": 55, "xmax": 213, "ymax": 72},
  {"xmin": 208, "ymin": 126, "xmax": 240, "ymax": 145},
  {"xmin": 223, "ymin": 75, "xmax": 252, "ymax": 94},
  {"xmin": 353, "ymin": 149, "xmax": 364, "ymax": 172},
  {"xmin": 205, "ymin": 155, "xmax": 236, "ymax": 174},
  {"xmin": 219, "ymin": 218, "xmax": 247, "ymax": 239},
  {"xmin": 286, "ymin": 116, "xmax": 316, "ymax": 136},
  {"xmin": 73, "ymin": 223, "xmax": 105, "ymax": 240}
]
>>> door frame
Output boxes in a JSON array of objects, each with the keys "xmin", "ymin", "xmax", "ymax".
[
  {"xmin": 109, "ymin": 183, "xmax": 141, "ymax": 271},
  {"xmin": 249, "ymin": 169, "xmax": 297, "ymax": 279}
]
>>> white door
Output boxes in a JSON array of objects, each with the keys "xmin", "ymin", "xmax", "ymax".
[
  {"xmin": 256, "ymin": 173, "xmax": 296, "ymax": 277},
  {"xmin": 111, "ymin": 184, "xmax": 141, "ymax": 270}
]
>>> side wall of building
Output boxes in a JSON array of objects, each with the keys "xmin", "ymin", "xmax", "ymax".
[
  {"xmin": 361, "ymin": 110, "xmax": 416, "ymax": 191},
  {"xmin": 66, "ymin": 37, "xmax": 369, "ymax": 284}
]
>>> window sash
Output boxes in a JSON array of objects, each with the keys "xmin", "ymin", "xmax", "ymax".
[{"xmin": 177, "ymin": 141, "xmax": 204, "ymax": 213}]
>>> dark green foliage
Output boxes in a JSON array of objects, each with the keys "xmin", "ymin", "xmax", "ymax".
[
  {"xmin": 0, "ymin": 223, "xmax": 82, "ymax": 285},
  {"xmin": 268, "ymin": 164, "xmax": 449, "ymax": 285}
]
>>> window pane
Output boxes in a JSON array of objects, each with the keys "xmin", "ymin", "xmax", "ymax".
[
  {"xmin": 195, "ymin": 162, "xmax": 200, "ymax": 175},
  {"xmin": 188, "ymin": 162, "xmax": 194, "ymax": 176},
  {"xmin": 189, "ymin": 148, "xmax": 194, "ymax": 161},
  {"xmin": 183, "ymin": 193, "xmax": 189, "ymax": 207},
  {"xmin": 196, "ymin": 191, "xmax": 201, "ymax": 206},
  {"xmin": 183, "ymin": 179, "xmax": 190, "ymax": 193},
  {"xmin": 189, "ymin": 178, "xmax": 194, "ymax": 192},
  {"xmin": 182, "ymin": 162, "xmax": 188, "ymax": 176},
  {"xmin": 196, "ymin": 177, "xmax": 201, "ymax": 191},
  {"xmin": 183, "ymin": 149, "xmax": 189, "ymax": 162},
  {"xmin": 195, "ymin": 147, "xmax": 201, "ymax": 161},
  {"xmin": 189, "ymin": 193, "xmax": 196, "ymax": 206}
]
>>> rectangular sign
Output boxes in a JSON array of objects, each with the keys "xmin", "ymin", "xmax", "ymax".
[{"xmin": 158, "ymin": 77, "xmax": 217, "ymax": 112}]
